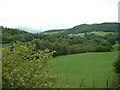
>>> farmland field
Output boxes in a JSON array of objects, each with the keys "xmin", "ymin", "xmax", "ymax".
[
  {"xmin": 68, "ymin": 31, "xmax": 115, "ymax": 38},
  {"xmin": 89, "ymin": 31, "xmax": 114, "ymax": 36},
  {"xmin": 49, "ymin": 51, "xmax": 118, "ymax": 88}
]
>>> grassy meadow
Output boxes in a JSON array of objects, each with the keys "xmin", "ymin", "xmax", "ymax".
[
  {"xmin": 89, "ymin": 31, "xmax": 114, "ymax": 36},
  {"xmin": 49, "ymin": 51, "xmax": 118, "ymax": 88},
  {"xmin": 68, "ymin": 31, "xmax": 115, "ymax": 38}
]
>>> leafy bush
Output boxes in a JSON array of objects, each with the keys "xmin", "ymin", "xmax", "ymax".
[
  {"xmin": 2, "ymin": 41, "xmax": 67, "ymax": 88},
  {"xmin": 113, "ymin": 54, "xmax": 120, "ymax": 88},
  {"xmin": 113, "ymin": 55, "xmax": 120, "ymax": 74}
]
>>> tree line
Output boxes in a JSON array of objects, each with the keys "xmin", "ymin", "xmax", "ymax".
[{"xmin": 2, "ymin": 26, "xmax": 119, "ymax": 57}]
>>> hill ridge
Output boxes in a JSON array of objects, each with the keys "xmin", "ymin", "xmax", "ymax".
[{"xmin": 42, "ymin": 22, "xmax": 119, "ymax": 35}]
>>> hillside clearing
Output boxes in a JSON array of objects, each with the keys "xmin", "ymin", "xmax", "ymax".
[{"xmin": 68, "ymin": 31, "xmax": 115, "ymax": 37}]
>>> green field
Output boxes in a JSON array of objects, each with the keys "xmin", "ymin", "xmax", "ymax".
[
  {"xmin": 49, "ymin": 51, "xmax": 118, "ymax": 88},
  {"xmin": 89, "ymin": 31, "xmax": 114, "ymax": 36},
  {"xmin": 68, "ymin": 31, "xmax": 114, "ymax": 38},
  {"xmin": 68, "ymin": 33, "xmax": 85, "ymax": 37}
]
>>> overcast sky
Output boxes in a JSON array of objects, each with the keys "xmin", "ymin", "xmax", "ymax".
[{"xmin": 0, "ymin": 0, "xmax": 119, "ymax": 32}]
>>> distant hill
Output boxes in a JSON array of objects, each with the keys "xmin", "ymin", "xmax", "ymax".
[
  {"xmin": 42, "ymin": 22, "xmax": 119, "ymax": 36},
  {"xmin": 44, "ymin": 29, "xmax": 65, "ymax": 33},
  {"xmin": 16, "ymin": 26, "xmax": 42, "ymax": 33},
  {"xmin": 43, "ymin": 29, "xmax": 65, "ymax": 35},
  {"xmin": 1, "ymin": 26, "xmax": 34, "ymax": 44}
]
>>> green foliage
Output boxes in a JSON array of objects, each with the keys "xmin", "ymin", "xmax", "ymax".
[
  {"xmin": 113, "ymin": 54, "xmax": 120, "ymax": 74},
  {"xmin": 113, "ymin": 52, "xmax": 120, "ymax": 88},
  {"xmin": 31, "ymin": 38, "xmax": 112, "ymax": 57},
  {"xmin": 112, "ymin": 44, "xmax": 120, "ymax": 51},
  {"xmin": 2, "ymin": 27, "xmax": 34, "ymax": 44},
  {"xmin": 2, "ymin": 41, "xmax": 67, "ymax": 88}
]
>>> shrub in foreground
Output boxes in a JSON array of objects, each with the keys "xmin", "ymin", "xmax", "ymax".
[{"xmin": 2, "ymin": 41, "xmax": 67, "ymax": 88}]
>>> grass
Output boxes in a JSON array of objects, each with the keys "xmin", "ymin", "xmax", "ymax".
[
  {"xmin": 68, "ymin": 33, "xmax": 85, "ymax": 37},
  {"xmin": 89, "ymin": 31, "xmax": 114, "ymax": 36},
  {"xmin": 49, "ymin": 51, "xmax": 118, "ymax": 88},
  {"xmin": 68, "ymin": 31, "xmax": 114, "ymax": 37}
]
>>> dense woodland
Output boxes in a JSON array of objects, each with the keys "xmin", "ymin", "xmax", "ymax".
[
  {"xmin": 1, "ymin": 22, "xmax": 120, "ymax": 88},
  {"xmin": 2, "ymin": 23, "xmax": 119, "ymax": 56}
]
